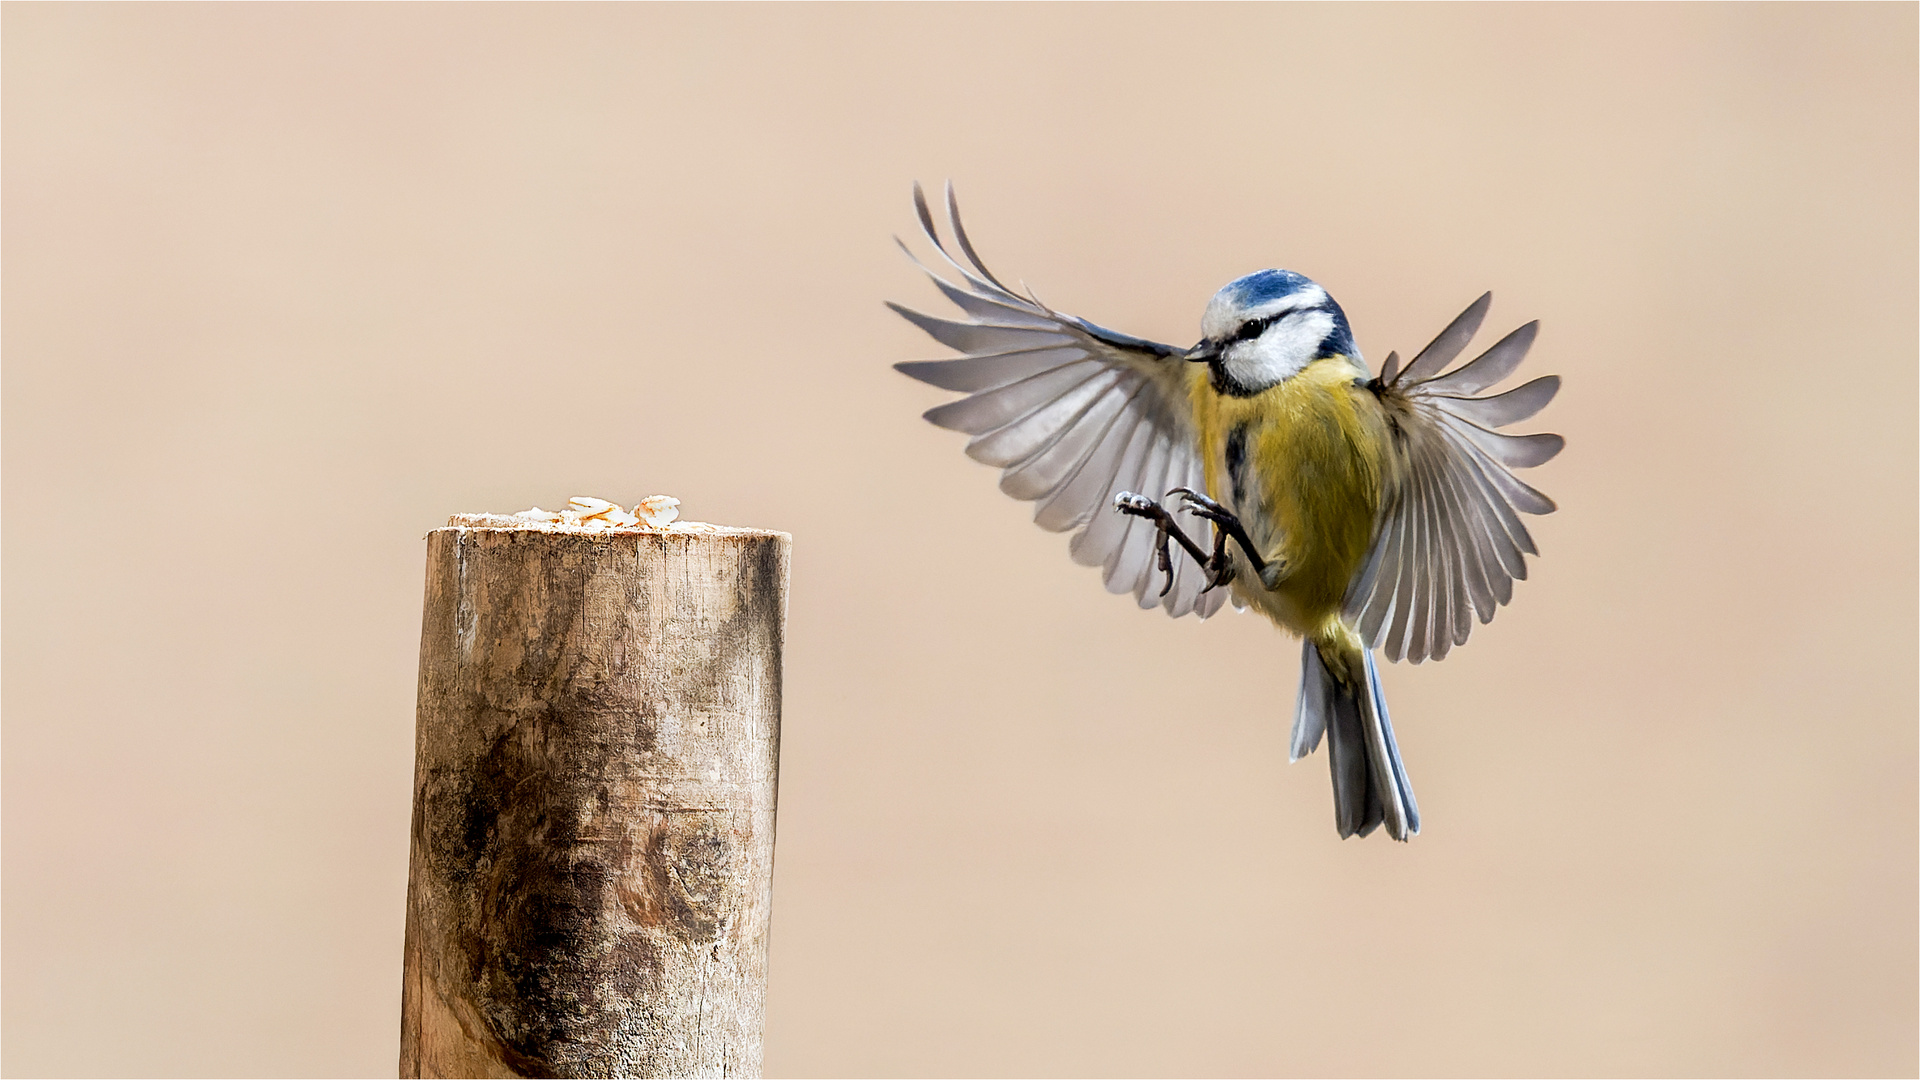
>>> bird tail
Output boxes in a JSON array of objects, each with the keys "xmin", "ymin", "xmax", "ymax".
[{"xmin": 1290, "ymin": 635, "xmax": 1421, "ymax": 841}]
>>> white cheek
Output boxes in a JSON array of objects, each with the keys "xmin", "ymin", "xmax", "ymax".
[{"xmin": 1225, "ymin": 310, "xmax": 1334, "ymax": 387}]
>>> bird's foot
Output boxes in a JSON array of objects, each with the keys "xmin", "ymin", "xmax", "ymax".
[
  {"xmin": 1115, "ymin": 491, "xmax": 1211, "ymax": 597},
  {"xmin": 1166, "ymin": 486, "xmax": 1271, "ymax": 588}
]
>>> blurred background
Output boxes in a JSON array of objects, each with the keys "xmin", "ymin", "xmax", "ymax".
[{"xmin": 5, "ymin": 5, "xmax": 1914, "ymax": 1077}]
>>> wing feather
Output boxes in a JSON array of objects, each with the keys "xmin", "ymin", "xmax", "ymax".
[
  {"xmin": 914, "ymin": 183, "xmax": 1046, "ymax": 309},
  {"xmin": 911, "ymin": 184, "xmax": 999, "ymax": 300},
  {"xmin": 1369, "ymin": 491, "xmax": 1407, "ymax": 647},
  {"xmin": 892, "ymin": 243, "xmax": 1064, "ymax": 328},
  {"xmin": 1411, "ymin": 452, "xmax": 1444, "ymax": 662},
  {"xmin": 1433, "ymin": 374, "xmax": 1560, "ymax": 428},
  {"xmin": 965, "ymin": 369, "xmax": 1123, "ymax": 468},
  {"xmin": 1446, "ymin": 425, "xmax": 1557, "ymax": 519},
  {"xmin": 1450, "ymin": 418, "xmax": 1566, "ymax": 470},
  {"xmin": 999, "ymin": 379, "xmax": 1137, "ymax": 499},
  {"xmin": 923, "ymin": 361, "xmax": 1104, "ymax": 436},
  {"xmin": 1348, "ymin": 294, "xmax": 1562, "ymax": 658},
  {"xmin": 1433, "ymin": 449, "xmax": 1468, "ymax": 657},
  {"xmin": 1068, "ymin": 415, "xmax": 1157, "ymax": 566},
  {"xmin": 887, "ymin": 303, "xmax": 1073, "ymax": 353},
  {"xmin": 1418, "ymin": 322, "xmax": 1539, "ymax": 397},
  {"xmin": 943, "ymin": 182, "xmax": 1021, "ymax": 298},
  {"xmin": 1349, "ymin": 489, "xmax": 1399, "ymax": 643},
  {"xmin": 1434, "ymin": 444, "xmax": 1508, "ymax": 619},
  {"xmin": 1423, "ymin": 436, "xmax": 1489, "ymax": 628},
  {"xmin": 1032, "ymin": 391, "xmax": 1149, "ymax": 531},
  {"xmin": 893, "ymin": 345, "xmax": 1088, "ymax": 394},
  {"xmin": 1383, "ymin": 465, "xmax": 1423, "ymax": 663},
  {"xmin": 1439, "ymin": 461, "xmax": 1474, "ymax": 651},
  {"xmin": 1397, "ymin": 292, "xmax": 1490, "ymax": 384},
  {"xmin": 1352, "ymin": 483, "xmax": 1402, "ymax": 643},
  {"xmin": 894, "ymin": 185, "xmax": 1216, "ymax": 618},
  {"xmin": 1446, "ymin": 429, "xmax": 1540, "ymax": 565}
]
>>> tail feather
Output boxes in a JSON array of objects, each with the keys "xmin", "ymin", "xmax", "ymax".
[
  {"xmin": 1290, "ymin": 640, "xmax": 1329, "ymax": 762},
  {"xmin": 1292, "ymin": 639, "xmax": 1421, "ymax": 840}
]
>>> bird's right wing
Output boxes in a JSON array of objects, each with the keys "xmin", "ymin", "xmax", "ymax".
[{"xmin": 891, "ymin": 183, "xmax": 1228, "ymax": 619}]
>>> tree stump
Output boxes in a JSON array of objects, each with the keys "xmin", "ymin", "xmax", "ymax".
[{"xmin": 400, "ymin": 518, "xmax": 789, "ymax": 1079}]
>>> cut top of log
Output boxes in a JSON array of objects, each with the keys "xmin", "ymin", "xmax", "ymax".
[
  {"xmin": 442, "ymin": 494, "xmax": 792, "ymax": 540},
  {"xmin": 446, "ymin": 512, "xmax": 786, "ymax": 540},
  {"xmin": 444, "ymin": 494, "xmax": 788, "ymax": 542}
]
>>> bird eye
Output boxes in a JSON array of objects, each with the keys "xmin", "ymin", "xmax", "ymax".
[{"xmin": 1232, "ymin": 315, "xmax": 1275, "ymax": 344}]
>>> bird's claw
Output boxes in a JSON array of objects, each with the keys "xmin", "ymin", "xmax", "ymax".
[
  {"xmin": 1168, "ymin": 486, "xmax": 1233, "ymax": 523},
  {"xmin": 1198, "ymin": 560, "xmax": 1236, "ymax": 593}
]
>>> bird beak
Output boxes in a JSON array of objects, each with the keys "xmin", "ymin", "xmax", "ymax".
[{"xmin": 1185, "ymin": 340, "xmax": 1217, "ymax": 363}]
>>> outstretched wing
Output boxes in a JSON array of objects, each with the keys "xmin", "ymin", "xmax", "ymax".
[
  {"xmin": 1345, "ymin": 294, "xmax": 1564, "ymax": 663},
  {"xmin": 891, "ymin": 183, "xmax": 1227, "ymax": 619}
]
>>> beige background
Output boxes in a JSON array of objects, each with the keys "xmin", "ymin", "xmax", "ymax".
[{"xmin": 5, "ymin": 4, "xmax": 1914, "ymax": 1077}]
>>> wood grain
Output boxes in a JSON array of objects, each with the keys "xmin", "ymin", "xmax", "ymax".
[{"xmin": 400, "ymin": 523, "xmax": 789, "ymax": 1079}]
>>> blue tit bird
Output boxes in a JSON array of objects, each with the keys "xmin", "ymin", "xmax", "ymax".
[{"xmin": 890, "ymin": 184, "xmax": 1563, "ymax": 842}]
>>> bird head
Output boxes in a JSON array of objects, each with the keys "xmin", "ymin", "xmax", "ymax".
[{"xmin": 1187, "ymin": 269, "xmax": 1359, "ymax": 395}]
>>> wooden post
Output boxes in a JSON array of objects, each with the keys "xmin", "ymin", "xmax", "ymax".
[{"xmin": 400, "ymin": 518, "xmax": 789, "ymax": 1079}]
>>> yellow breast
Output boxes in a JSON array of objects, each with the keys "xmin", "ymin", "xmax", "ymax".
[{"xmin": 1189, "ymin": 357, "xmax": 1389, "ymax": 636}]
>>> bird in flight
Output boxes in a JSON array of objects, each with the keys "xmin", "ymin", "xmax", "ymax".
[{"xmin": 891, "ymin": 184, "xmax": 1562, "ymax": 841}]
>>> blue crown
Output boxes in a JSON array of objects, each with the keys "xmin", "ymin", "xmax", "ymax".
[{"xmin": 1225, "ymin": 268, "xmax": 1320, "ymax": 306}]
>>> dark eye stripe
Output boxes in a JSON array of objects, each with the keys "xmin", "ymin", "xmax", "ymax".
[{"xmin": 1230, "ymin": 302, "xmax": 1323, "ymax": 345}]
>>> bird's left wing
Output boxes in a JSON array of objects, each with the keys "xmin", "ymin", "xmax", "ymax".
[
  {"xmin": 891, "ymin": 183, "xmax": 1227, "ymax": 619},
  {"xmin": 1345, "ymin": 294, "xmax": 1564, "ymax": 663}
]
